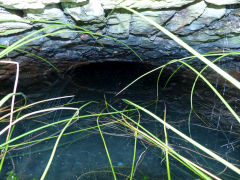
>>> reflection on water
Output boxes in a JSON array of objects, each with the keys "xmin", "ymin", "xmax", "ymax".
[{"xmin": 1, "ymin": 62, "xmax": 239, "ymax": 180}]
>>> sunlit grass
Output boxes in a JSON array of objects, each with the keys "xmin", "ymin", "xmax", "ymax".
[{"xmin": 0, "ymin": 7, "xmax": 239, "ymax": 180}]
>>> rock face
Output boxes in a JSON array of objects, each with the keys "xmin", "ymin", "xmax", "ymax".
[
  {"xmin": 0, "ymin": 0, "xmax": 197, "ymax": 10},
  {"xmin": 100, "ymin": 0, "xmax": 197, "ymax": 9},
  {"xmin": 205, "ymin": 0, "xmax": 240, "ymax": 5},
  {"xmin": 0, "ymin": 8, "xmax": 32, "ymax": 36},
  {"xmin": 0, "ymin": 0, "xmax": 240, "ymax": 87},
  {"xmin": 0, "ymin": 0, "xmax": 87, "ymax": 9},
  {"xmin": 62, "ymin": 0, "xmax": 105, "ymax": 23}
]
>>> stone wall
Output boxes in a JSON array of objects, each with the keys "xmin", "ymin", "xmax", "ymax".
[{"xmin": 0, "ymin": 0, "xmax": 240, "ymax": 87}]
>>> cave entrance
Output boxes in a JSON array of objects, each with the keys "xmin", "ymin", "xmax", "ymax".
[
  {"xmin": 70, "ymin": 61, "xmax": 158, "ymax": 97},
  {"xmin": 64, "ymin": 61, "xmax": 193, "ymax": 101}
]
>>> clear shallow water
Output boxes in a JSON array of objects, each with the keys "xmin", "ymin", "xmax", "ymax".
[{"xmin": 1, "ymin": 62, "xmax": 240, "ymax": 180}]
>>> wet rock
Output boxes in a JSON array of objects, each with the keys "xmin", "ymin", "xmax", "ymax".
[
  {"xmin": 100, "ymin": 0, "xmax": 197, "ymax": 9},
  {"xmin": 0, "ymin": 8, "xmax": 32, "ymax": 36},
  {"xmin": 124, "ymin": 35, "xmax": 141, "ymax": 46},
  {"xmin": 212, "ymin": 36, "xmax": 240, "ymax": 49},
  {"xmin": 130, "ymin": 10, "xmax": 175, "ymax": 36},
  {"xmin": 106, "ymin": 11, "xmax": 131, "ymax": 39},
  {"xmin": 62, "ymin": 0, "xmax": 105, "ymax": 23},
  {"xmin": 181, "ymin": 31, "xmax": 220, "ymax": 45},
  {"xmin": 14, "ymin": 30, "xmax": 49, "ymax": 48},
  {"xmin": 24, "ymin": 4, "xmax": 78, "ymax": 39},
  {"xmin": 0, "ymin": 0, "xmax": 87, "ymax": 10},
  {"xmin": 139, "ymin": 37, "xmax": 156, "ymax": 49},
  {"xmin": 183, "ymin": 5, "xmax": 226, "ymax": 35},
  {"xmin": 54, "ymin": 50, "xmax": 83, "ymax": 60},
  {"xmin": 205, "ymin": 0, "xmax": 240, "ymax": 5},
  {"xmin": 24, "ymin": 4, "xmax": 67, "ymax": 21},
  {"xmin": 43, "ymin": 26, "xmax": 78, "ymax": 40},
  {"xmin": 166, "ymin": 1, "xmax": 207, "ymax": 34},
  {"xmin": 212, "ymin": 14, "xmax": 240, "ymax": 35}
]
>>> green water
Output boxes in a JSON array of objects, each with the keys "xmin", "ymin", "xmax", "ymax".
[{"xmin": 1, "ymin": 62, "xmax": 239, "ymax": 180}]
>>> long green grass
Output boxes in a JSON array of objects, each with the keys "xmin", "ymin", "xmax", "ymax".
[{"xmin": 0, "ymin": 6, "xmax": 239, "ymax": 180}]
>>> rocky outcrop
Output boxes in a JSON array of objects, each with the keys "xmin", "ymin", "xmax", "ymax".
[
  {"xmin": 0, "ymin": 0, "xmax": 197, "ymax": 10},
  {"xmin": 0, "ymin": 0, "xmax": 240, "ymax": 87},
  {"xmin": 63, "ymin": 0, "xmax": 105, "ymax": 23},
  {"xmin": 205, "ymin": 0, "xmax": 240, "ymax": 5},
  {"xmin": 0, "ymin": 8, "xmax": 32, "ymax": 36}
]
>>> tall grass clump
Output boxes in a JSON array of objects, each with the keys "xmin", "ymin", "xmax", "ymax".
[
  {"xmin": 115, "ymin": 5, "xmax": 240, "ymax": 179},
  {"xmin": 0, "ymin": 19, "xmax": 139, "ymax": 179},
  {"xmin": 0, "ymin": 5, "xmax": 239, "ymax": 180}
]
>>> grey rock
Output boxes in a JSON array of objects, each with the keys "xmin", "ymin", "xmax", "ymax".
[
  {"xmin": 130, "ymin": 10, "xmax": 175, "ymax": 36},
  {"xmin": 212, "ymin": 14, "xmax": 240, "ymax": 35},
  {"xmin": 62, "ymin": 0, "xmax": 105, "ymax": 23},
  {"xmin": 0, "ymin": 36, "xmax": 19, "ymax": 47},
  {"xmin": 43, "ymin": 26, "xmax": 79, "ymax": 40},
  {"xmin": 100, "ymin": 0, "xmax": 197, "ymax": 9},
  {"xmin": 100, "ymin": 37, "xmax": 119, "ymax": 46},
  {"xmin": 181, "ymin": 31, "xmax": 220, "ymax": 45},
  {"xmin": 0, "ymin": 0, "xmax": 196, "ymax": 10},
  {"xmin": 25, "ymin": 5, "xmax": 78, "ymax": 39},
  {"xmin": 106, "ymin": 12, "xmax": 131, "ymax": 39},
  {"xmin": 139, "ymin": 37, "xmax": 155, "ymax": 49},
  {"xmin": 124, "ymin": 35, "xmax": 141, "ymax": 46},
  {"xmin": 0, "ymin": 0, "xmax": 87, "ymax": 10},
  {"xmin": 143, "ymin": 50, "xmax": 162, "ymax": 59},
  {"xmin": 205, "ymin": 0, "xmax": 240, "ymax": 5},
  {"xmin": 166, "ymin": 1, "xmax": 207, "ymax": 34},
  {"xmin": 24, "ymin": 4, "xmax": 68, "ymax": 21},
  {"xmin": 213, "ymin": 36, "xmax": 240, "ymax": 48},
  {"xmin": 54, "ymin": 50, "xmax": 83, "ymax": 60},
  {"xmin": 183, "ymin": 5, "xmax": 226, "ymax": 34},
  {"xmin": 19, "ymin": 30, "xmax": 49, "ymax": 47},
  {"xmin": 0, "ymin": 8, "xmax": 32, "ymax": 36}
]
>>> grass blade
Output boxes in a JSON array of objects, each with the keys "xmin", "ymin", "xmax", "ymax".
[
  {"xmin": 123, "ymin": 99, "xmax": 240, "ymax": 176},
  {"xmin": 120, "ymin": 6, "xmax": 240, "ymax": 90}
]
